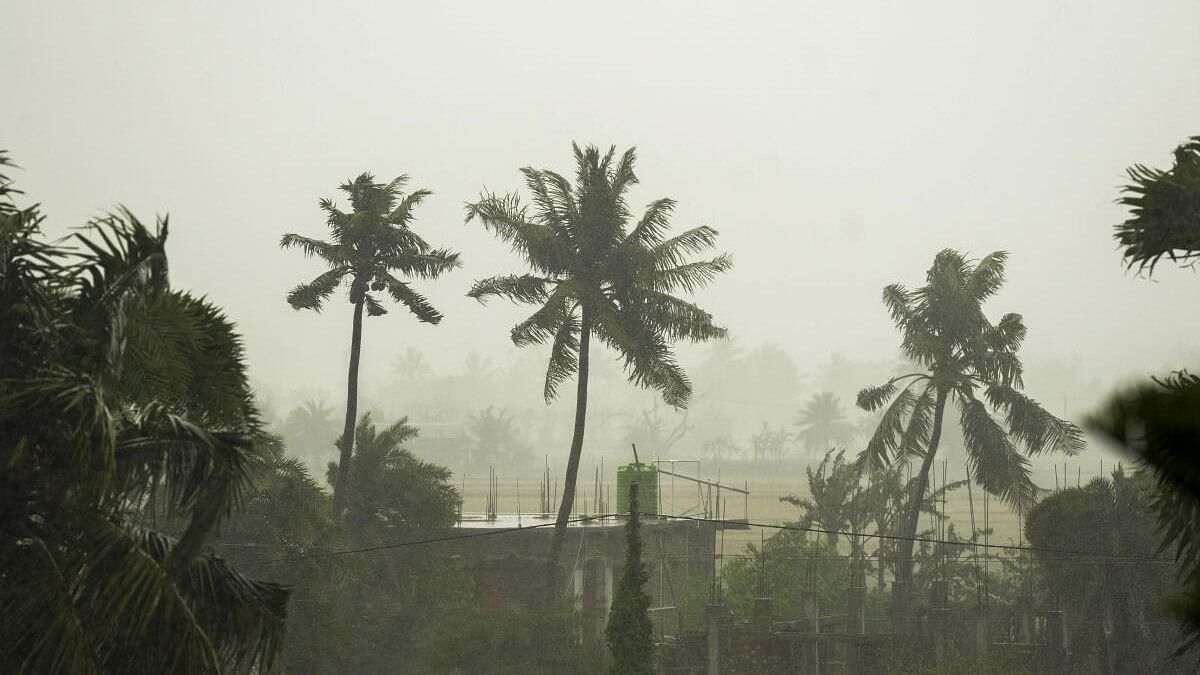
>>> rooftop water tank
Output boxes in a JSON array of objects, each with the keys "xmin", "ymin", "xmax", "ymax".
[{"xmin": 616, "ymin": 463, "xmax": 658, "ymax": 516}]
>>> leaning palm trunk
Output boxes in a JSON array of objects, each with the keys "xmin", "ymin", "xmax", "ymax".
[
  {"xmin": 333, "ymin": 297, "xmax": 365, "ymax": 517},
  {"xmin": 856, "ymin": 250, "xmax": 1083, "ymax": 634},
  {"xmin": 892, "ymin": 387, "xmax": 947, "ymax": 629},
  {"xmin": 547, "ymin": 313, "xmax": 591, "ymax": 596},
  {"xmin": 465, "ymin": 144, "xmax": 730, "ymax": 602}
]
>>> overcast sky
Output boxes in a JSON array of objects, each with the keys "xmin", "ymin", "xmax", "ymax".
[{"xmin": 4, "ymin": 1, "xmax": 1199, "ymax": 410}]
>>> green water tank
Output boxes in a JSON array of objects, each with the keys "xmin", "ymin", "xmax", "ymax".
[{"xmin": 616, "ymin": 463, "xmax": 658, "ymax": 516}]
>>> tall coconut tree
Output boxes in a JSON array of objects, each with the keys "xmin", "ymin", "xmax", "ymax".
[
  {"xmin": 793, "ymin": 392, "xmax": 857, "ymax": 456},
  {"xmin": 856, "ymin": 249, "xmax": 1083, "ymax": 625},
  {"xmin": 281, "ymin": 174, "xmax": 460, "ymax": 516},
  {"xmin": 465, "ymin": 143, "xmax": 731, "ymax": 588}
]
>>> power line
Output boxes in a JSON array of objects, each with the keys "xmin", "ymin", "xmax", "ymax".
[
  {"xmin": 664, "ymin": 514, "xmax": 1177, "ymax": 564},
  {"xmin": 234, "ymin": 512, "xmax": 1178, "ymax": 568},
  {"xmin": 241, "ymin": 514, "xmax": 612, "ymax": 567}
]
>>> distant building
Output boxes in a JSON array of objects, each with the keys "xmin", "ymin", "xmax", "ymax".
[{"xmin": 451, "ymin": 513, "xmax": 721, "ymax": 646}]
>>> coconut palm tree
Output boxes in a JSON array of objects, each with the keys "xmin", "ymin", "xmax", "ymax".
[
  {"xmin": 465, "ymin": 406, "xmax": 530, "ymax": 467},
  {"xmin": 793, "ymin": 392, "xmax": 857, "ymax": 457},
  {"xmin": 282, "ymin": 173, "xmax": 461, "ymax": 515},
  {"xmin": 391, "ymin": 347, "xmax": 433, "ymax": 382},
  {"xmin": 0, "ymin": 155, "xmax": 287, "ymax": 673},
  {"xmin": 856, "ymin": 249, "xmax": 1083, "ymax": 626},
  {"xmin": 465, "ymin": 143, "xmax": 731, "ymax": 587}
]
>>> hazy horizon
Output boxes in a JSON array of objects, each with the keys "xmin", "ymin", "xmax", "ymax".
[{"xmin": 5, "ymin": 1, "xmax": 1199, "ymax": 448}]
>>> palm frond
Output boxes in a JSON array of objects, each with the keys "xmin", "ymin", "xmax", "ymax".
[
  {"xmin": 970, "ymin": 251, "xmax": 1008, "ymax": 301},
  {"xmin": 510, "ymin": 289, "xmax": 572, "ymax": 347},
  {"xmin": 381, "ymin": 248, "xmax": 461, "ymax": 280},
  {"xmin": 882, "ymin": 284, "xmax": 914, "ymax": 327},
  {"xmin": 647, "ymin": 226, "xmax": 720, "ymax": 269},
  {"xmin": 627, "ymin": 198, "xmax": 677, "ymax": 246},
  {"xmin": 857, "ymin": 380, "xmax": 898, "ymax": 412},
  {"xmin": 985, "ymin": 384, "xmax": 1083, "ymax": 455},
  {"xmin": 387, "ymin": 188, "xmax": 432, "ymax": 228},
  {"xmin": 363, "ymin": 294, "xmax": 387, "ymax": 316},
  {"xmin": 285, "ymin": 266, "xmax": 349, "ymax": 312},
  {"xmin": 382, "ymin": 274, "xmax": 443, "ymax": 324},
  {"xmin": 649, "ymin": 254, "xmax": 733, "ymax": 294},
  {"xmin": 1115, "ymin": 137, "xmax": 1200, "ymax": 274},
  {"xmin": 543, "ymin": 313, "xmax": 580, "ymax": 402},
  {"xmin": 636, "ymin": 290, "xmax": 727, "ymax": 342},
  {"xmin": 279, "ymin": 234, "xmax": 349, "ymax": 266},
  {"xmin": 858, "ymin": 387, "xmax": 916, "ymax": 470},
  {"xmin": 464, "ymin": 192, "xmax": 571, "ymax": 275},
  {"xmin": 959, "ymin": 397, "xmax": 1037, "ymax": 511},
  {"xmin": 898, "ymin": 385, "xmax": 936, "ymax": 460},
  {"xmin": 467, "ymin": 274, "xmax": 552, "ymax": 305}
]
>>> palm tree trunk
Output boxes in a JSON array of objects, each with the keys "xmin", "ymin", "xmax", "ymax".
[
  {"xmin": 893, "ymin": 387, "xmax": 948, "ymax": 631},
  {"xmin": 546, "ymin": 307, "xmax": 591, "ymax": 601},
  {"xmin": 332, "ymin": 297, "xmax": 365, "ymax": 518}
]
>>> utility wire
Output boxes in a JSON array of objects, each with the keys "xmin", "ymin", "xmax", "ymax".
[
  {"xmin": 234, "ymin": 512, "xmax": 1178, "ymax": 568},
  {"xmin": 241, "ymin": 514, "xmax": 612, "ymax": 567}
]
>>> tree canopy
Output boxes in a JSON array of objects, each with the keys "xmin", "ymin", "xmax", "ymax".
[{"xmin": 0, "ymin": 152, "xmax": 287, "ymax": 674}]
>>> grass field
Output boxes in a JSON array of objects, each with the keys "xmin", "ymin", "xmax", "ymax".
[{"xmin": 454, "ymin": 458, "xmax": 1107, "ymax": 556}]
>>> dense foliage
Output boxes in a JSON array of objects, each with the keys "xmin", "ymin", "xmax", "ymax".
[
  {"xmin": 1026, "ymin": 470, "xmax": 1180, "ymax": 672},
  {"xmin": 1115, "ymin": 136, "xmax": 1200, "ymax": 273},
  {"xmin": 0, "ymin": 152, "xmax": 287, "ymax": 673}
]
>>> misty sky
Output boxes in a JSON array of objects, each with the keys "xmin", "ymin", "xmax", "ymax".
[{"xmin": 5, "ymin": 1, "xmax": 1200, "ymax": 417}]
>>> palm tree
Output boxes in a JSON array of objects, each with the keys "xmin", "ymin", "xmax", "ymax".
[
  {"xmin": 391, "ymin": 347, "xmax": 433, "ymax": 382},
  {"xmin": 793, "ymin": 392, "xmax": 857, "ymax": 457},
  {"xmin": 1114, "ymin": 135, "xmax": 1200, "ymax": 273},
  {"xmin": 780, "ymin": 449, "xmax": 867, "ymax": 550},
  {"xmin": 465, "ymin": 143, "xmax": 731, "ymax": 587},
  {"xmin": 328, "ymin": 413, "xmax": 461, "ymax": 537},
  {"xmin": 282, "ymin": 173, "xmax": 461, "ymax": 516},
  {"xmin": 856, "ymin": 249, "xmax": 1083, "ymax": 625},
  {"xmin": 1, "ymin": 155, "xmax": 286, "ymax": 673},
  {"xmin": 465, "ymin": 406, "xmax": 529, "ymax": 466}
]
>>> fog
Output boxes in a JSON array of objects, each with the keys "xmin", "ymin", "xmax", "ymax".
[
  {"xmin": 6, "ymin": 2, "xmax": 1200, "ymax": 673},
  {"xmin": 5, "ymin": 1, "xmax": 1198, "ymax": 412}
]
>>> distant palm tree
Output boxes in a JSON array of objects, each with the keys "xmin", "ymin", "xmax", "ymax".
[
  {"xmin": 465, "ymin": 143, "xmax": 730, "ymax": 588},
  {"xmin": 857, "ymin": 249, "xmax": 1083, "ymax": 625},
  {"xmin": 283, "ymin": 399, "xmax": 337, "ymax": 443},
  {"xmin": 282, "ymin": 174, "xmax": 461, "ymax": 515},
  {"xmin": 793, "ymin": 392, "xmax": 857, "ymax": 456},
  {"xmin": 391, "ymin": 347, "xmax": 433, "ymax": 382},
  {"xmin": 465, "ymin": 406, "xmax": 529, "ymax": 466}
]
